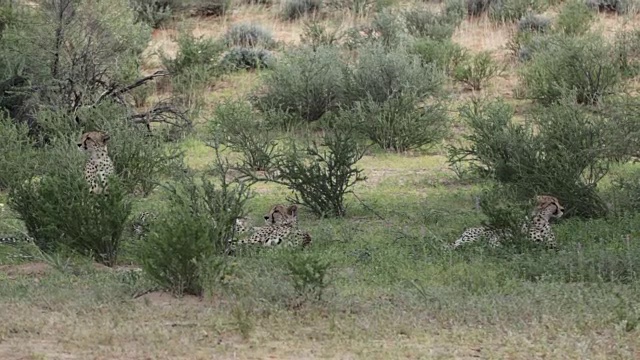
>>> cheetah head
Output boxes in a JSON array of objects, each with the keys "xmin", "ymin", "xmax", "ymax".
[
  {"xmin": 78, "ymin": 131, "xmax": 110, "ymax": 152},
  {"xmin": 534, "ymin": 195, "xmax": 564, "ymax": 219},
  {"xmin": 264, "ymin": 204, "xmax": 298, "ymax": 226}
]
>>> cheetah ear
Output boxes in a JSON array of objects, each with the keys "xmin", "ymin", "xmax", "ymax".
[
  {"xmin": 101, "ymin": 132, "xmax": 111, "ymax": 143},
  {"xmin": 286, "ymin": 204, "xmax": 298, "ymax": 217}
]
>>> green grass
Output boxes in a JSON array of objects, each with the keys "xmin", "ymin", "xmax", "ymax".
[{"xmin": 2, "ymin": 137, "xmax": 640, "ymax": 357}]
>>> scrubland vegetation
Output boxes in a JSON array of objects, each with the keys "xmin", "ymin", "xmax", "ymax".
[{"xmin": 1, "ymin": 0, "xmax": 640, "ymax": 357}]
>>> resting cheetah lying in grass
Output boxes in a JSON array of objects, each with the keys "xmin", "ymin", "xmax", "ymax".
[
  {"xmin": 233, "ymin": 204, "xmax": 312, "ymax": 248},
  {"xmin": 449, "ymin": 195, "xmax": 565, "ymax": 250}
]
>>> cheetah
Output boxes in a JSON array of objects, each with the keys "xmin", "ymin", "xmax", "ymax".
[
  {"xmin": 449, "ymin": 195, "xmax": 565, "ymax": 249},
  {"xmin": 235, "ymin": 204, "xmax": 312, "ymax": 248},
  {"xmin": 78, "ymin": 131, "xmax": 115, "ymax": 194}
]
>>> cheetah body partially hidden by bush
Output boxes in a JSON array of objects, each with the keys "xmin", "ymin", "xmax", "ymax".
[
  {"xmin": 78, "ymin": 131, "xmax": 115, "ymax": 194},
  {"xmin": 235, "ymin": 204, "xmax": 312, "ymax": 248},
  {"xmin": 450, "ymin": 195, "xmax": 565, "ymax": 249}
]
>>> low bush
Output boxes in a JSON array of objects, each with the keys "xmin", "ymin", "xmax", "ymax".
[
  {"xmin": 41, "ymin": 103, "xmax": 183, "ymax": 197},
  {"xmin": 349, "ymin": 92, "xmax": 449, "ymax": 152},
  {"xmin": 285, "ymin": 252, "xmax": 330, "ymax": 302},
  {"xmin": 520, "ymin": 34, "xmax": 620, "ymax": 105},
  {"xmin": 556, "ymin": 0, "xmax": 594, "ymax": 36},
  {"xmin": 188, "ymin": 0, "xmax": 232, "ymax": 16},
  {"xmin": 448, "ymin": 97, "xmax": 613, "ymax": 218},
  {"xmin": 8, "ymin": 144, "xmax": 132, "ymax": 266},
  {"xmin": 410, "ymin": 38, "xmax": 468, "ymax": 76},
  {"xmin": 402, "ymin": 6, "xmax": 462, "ymax": 41},
  {"xmin": 609, "ymin": 169, "xmax": 640, "ymax": 217},
  {"xmin": 324, "ymin": 0, "xmax": 376, "ymax": 15},
  {"xmin": 369, "ymin": 8, "xmax": 408, "ymax": 48},
  {"xmin": 130, "ymin": 0, "xmax": 173, "ymax": 28},
  {"xmin": 614, "ymin": 29, "xmax": 640, "ymax": 77},
  {"xmin": 241, "ymin": 121, "xmax": 367, "ymax": 217},
  {"xmin": 299, "ymin": 20, "xmax": 344, "ymax": 50},
  {"xmin": 212, "ymin": 99, "xmax": 278, "ymax": 171},
  {"xmin": 224, "ymin": 23, "xmax": 275, "ymax": 48},
  {"xmin": 220, "ymin": 47, "xmax": 273, "ymax": 71},
  {"xmin": 444, "ymin": 0, "xmax": 466, "ymax": 22},
  {"xmin": 488, "ymin": 0, "xmax": 547, "ymax": 23},
  {"xmin": 254, "ymin": 45, "xmax": 344, "ymax": 122},
  {"xmin": 138, "ymin": 162, "xmax": 251, "ymax": 296},
  {"xmin": 517, "ymin": 12, "xmax": 550, "ymax": 33},
  {"xmin": 344, "ymin": 44, "xmax": 444, "ymax": 106},
  {"xmin": 162, "ymin": 32, "xmax": 226, "ymax": 77},
  {"xmin": 280, "ymin": 0, "xmax": 322, "ymax": 20},
  {"xmin": 453, "ymin": 51, "xmax": 503, "ymax": 90},
  {"xmin": 0, "ymin": 116, "xmax": 41, "ymax": 190},
  {"xmin": 586, "ymin": 0, "xmax": 640, "ymax": 14},
  {"xmin": 162, "ymin": 32, "xmax": 225, "ymax": 123}
]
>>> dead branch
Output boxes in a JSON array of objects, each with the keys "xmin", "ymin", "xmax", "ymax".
[{"xmin": 92, "ymin": 70, "xmax": 170, "ymax": 107}]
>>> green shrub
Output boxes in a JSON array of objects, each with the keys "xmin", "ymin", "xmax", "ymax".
[
  {"xmin": 138, "ymin": 168, "xmax": 251, "ymax": 296},
  {"xmin": 453, "ymin": 51, "xmax": 503, "ymax": 90},
  {"xmin": 448, "ymin": 97, "xmax": 613, "ymax": 218},
  {"xmin": 598, "ymin": 95, "xmax": 640, "ymax": 161},
  {"xmin": 130, "ymin": 0, "xmax": 173, "ymax": 28},
  {"xmin": 517, "ymin": 12, "xmax": 550, "ymax": 33},
  {"xmin": 212, "ymin": 99, "xmax": 277, "ymax": 171},
  {"xmin": 488, "ymin": 0, "xmax": 547, "ymax": 23},
  {"xmin": 402, "ymin": 6, "xmax": 461, "ymax": 41},
  {"xmin": 254, "ymin": 45, "xmax": 344, "ymax": 122},
  {"xmin": 220, "ymin": 47, "xmax": 273, "ymax": 71},
  {"xmin": 369, "ymin": 8, "xmax": 408, "ymax": 48},
  {"xmin": 300, "ymin": 19, "xmax": 344, "ymax": 50},
  {"xmin": 325, "ymin": 0, "xmax": 376, "ymax": 14},
  {"xmin": 40, "ymin": 103, "xmax": 183, "ymax": 197},
  {"xmin": 444, "ymin": 0, "xmax": 467, "ymax": 22},
  {"xmin": 0, "ymin": 116, "xmax": 40, "ymax": 190},
  {"xmin": 1, "ymin": 0, "xmax": 150, "ymax": 118},
  {"xmin": 8, "ymin": 145, "xmax": 132, "ymax": 266},
  {"xmin": 187, "ymin": 0, "xmax": 232, "ymax": 16},
  {"xmin": 285, "ymin": 252, "xmax": 330, "ymax": 302},
  {"xmin": 344, "ymin": 44, "xmax": 444, "ymax": 106},
  {"xmin": 474, "ymin": 185, "xmax": 534, "ymax": 244},
  {"xmin": 613, "ymin": 29, "xmax": 640, "ymax": 77},
  {"xmin": 280, "ymin": 0, "xmax": 322, "ymax": 20},
  {"xmin": 162, "ymin": 32, "xmax": 225, "ymax": 123},
  {"xmin": 586, "ymin": 0, "xmax": 640, "ymax": 14},
  {"xmin": 224, "ymin": 23, "xmax": 275, "ymax": 48},
  {"xmin": 349, "ymin": 92, "xmax": 449, "ymax": 152},
  {"xmin": 241, "ymin": 122, "xmax": 367, "ymax": 217},
  {"xmin": 556, "ymin": 0, "xmax": 594, "ymax": 36},
  {"xmin": 162, "ymin": 32, "xmax": 226, "ymax": 77},
  {"xmin": 520, "ymin": 34, "xmax": 620, "ymax": 105},
  {"xmin": 410, "ymin": 38, "xmax": 468, "ymax": 76},
  {"xmin": 609, "ymin": 169, "xmax": 640, "ymax": 217}
]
